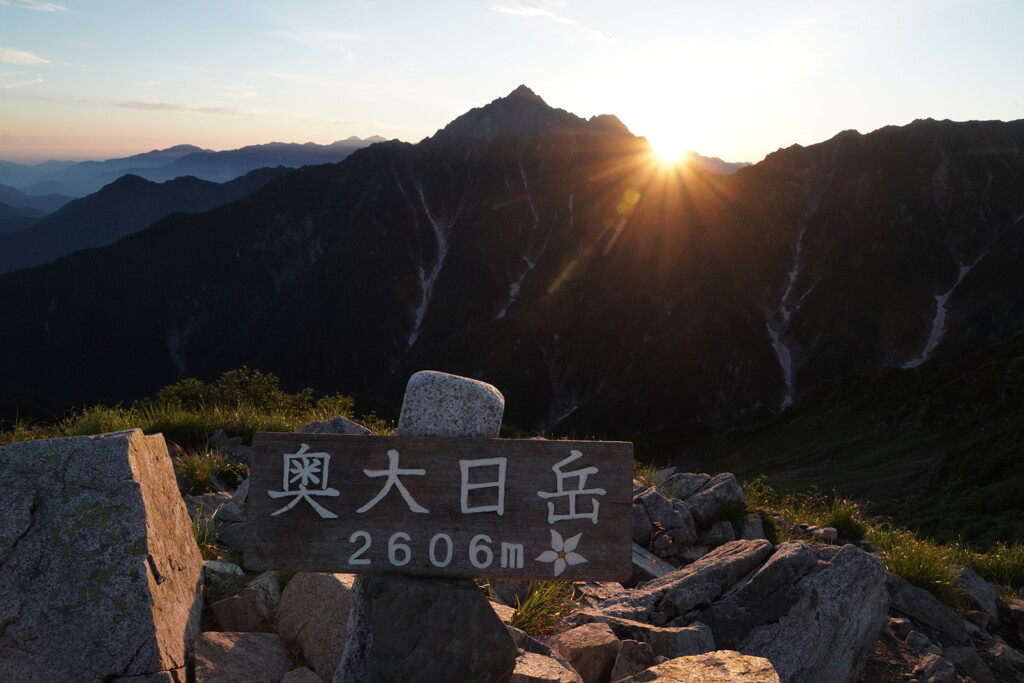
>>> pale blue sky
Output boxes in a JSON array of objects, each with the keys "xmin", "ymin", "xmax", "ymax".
[{"xmin": 1, "ymin": 0, "xmax": 1022, "ymax": 163}]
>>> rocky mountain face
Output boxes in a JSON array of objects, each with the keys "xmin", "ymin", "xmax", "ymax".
[
  {"xmin": 0, "ymin": 87, "xmax": 1021, "ymax": 436},
  {"xmin": 0, "ymin": 167, "xmax": 291, "ymax": 275}
]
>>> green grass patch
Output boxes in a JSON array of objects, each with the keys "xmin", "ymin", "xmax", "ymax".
[
  {"xmin": 742, "ymin": 477, "xmax": 1024, "ymax": 607},
  {"xmin": 1, "ymin": 366, "xmax": 390, "ymax": 449},
  {"xmin": 172, "ymin": 448, "xmax": 249, "ymax": 494}
]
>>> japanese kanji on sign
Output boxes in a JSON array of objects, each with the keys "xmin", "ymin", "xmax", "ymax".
[{"xmin": 244, "ymin": 433, "xmax": 633, "ymax": 581}]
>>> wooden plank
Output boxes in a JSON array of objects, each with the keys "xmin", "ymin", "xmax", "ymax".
[{"xmin": 244, "ymin": 434, "xmax": 633, "ymax": 581}]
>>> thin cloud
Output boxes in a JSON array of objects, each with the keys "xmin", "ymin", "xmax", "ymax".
[
  {"xmin": 0, "ymin": 47, "xmax": 49, "ymax": 64},
  {"xmin": 0, "ymin": 0, "xmax": 69, "ymax": 11},
  {"xmin": 1, "ymin": 74, "xmax": 43, "ymax": 88},
  {"xmin": 491, "ymin": 1, "xmax": 613, "ymax": 43},
  {"xmin": 274, "ymin": 29, "xmax": 359, "ymax": 62},
  {"xmin": 222, "ymin": 84, "xmax": 256, "ymax": 98},
  {"xmin": 116, "ymin": 100, "xmax": 256, "ymax": 116}
]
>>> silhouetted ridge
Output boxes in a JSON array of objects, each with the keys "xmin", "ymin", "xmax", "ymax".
[{"xmin": 433, "ymin": 85, "xmax": 618, "ymax": 143}]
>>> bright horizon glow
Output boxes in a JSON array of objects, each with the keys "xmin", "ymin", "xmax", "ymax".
[{"xmin": 1, "ymin": 1, "xmax": 1023, "ymax": 165}]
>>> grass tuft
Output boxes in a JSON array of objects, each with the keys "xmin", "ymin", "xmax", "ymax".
[
  {"xmin": 824, "ymin": 498, "xmax": 868, "ymax": 542},
  {"xmin": 172, "ymin": 448, "xmax": 248, "ymax": 494},
  {"xmin": 191, "ymin": 506, "xmax": 220, "ymax": 560},
  {"xmin": 508, "ymin": 581, "xmax": 579, "ymax": 636}
]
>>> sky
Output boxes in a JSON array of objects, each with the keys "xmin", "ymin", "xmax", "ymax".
[{"xmin": 1, "ymin": 0, "xmax": 1022, "ymax": 164}]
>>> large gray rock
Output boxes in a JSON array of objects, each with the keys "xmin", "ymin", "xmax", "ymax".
[
  {"xmin": 617, "ymin": 651, "xmax": 780, "ymax": 682},
  {"xmin": 912, "ymin": 653, "xmax": 957, "ymax": 683},
  {"xmin": 885, "ymin": 572, "xmax": 969, "ymax": 644},
  {"xmin": 549, "ymin": 622, "xmax": 621, "ymax": 683},
  {"xmin": 630, "ymin": 543, "xmax": 677, "ymax": 584},
  {"xmin": 954, "ymin": 565, "xmax": 1000, "ymax": 620},
  {"xmin": 662, "ymin": 473, "xmax": 710, "ymax": 501},
  {"xmin": 685, "ymin": 473, "xmax": 745, "ymax": 528},
  {"xmin": 637, "ymin": 487, "xmax": 688, "ymax": 532},
  {"xmin": 609, "ymin": 640, "xmax": 657, "ymax": 681},
  {"xmin": 1007, "ymin": 598, "xmax": 1024, "ymax": 635},
  {"xmin": 697, "ymin": 543, "xmax": 889, "ymax": 683},
  {"xmin": 616, "ymin": 540, "xmax": 775, "ymax": 621},
  {"xmin": 335, "ymin": 573, "xmax": 517, "ymax": 682},
  {"xmin": 276, "ymin": 573, "xmax": 356, "ymax": 681},
  {"xmin": 569, "ymin": 610, "xmax": 714, "ymax": 659},
  {"xmin": 209, "ymin": 571, "xmax": 280, "ymax": 632},
  {"xmin": 511, "ymin": 652, "xmax": 583, "ymax": 683},
  {"xmin": 296, "ymin": 416, "xmax": 372, "ymax": 435},
  {"xmin": 632, "ymin": 502, "xmax": 653, "ymax": 546},
  {"xmin": 0, "ymin": 429, "xmax": 203, "ymax": 682},
  {"xmin": 590, "ymin": 540, "xmax": 773, "ymax": 622},
  {"xmin": 668, "ymin": 499, "xmax": 698, "ymax": 547},
  {"xmin": 395, "ymin": 370, "xmax": 505, "ymax": 438},
  {"xmin": 193, "ymin": 631, "xmax": 292, "ymax": 683},
  {"xmin": 282, "ymin": 668, "xmax": 325, "ymax": 683},
  {"xmin": 946, "ymin": 644, "xmax": 996, "ymax": 683}
]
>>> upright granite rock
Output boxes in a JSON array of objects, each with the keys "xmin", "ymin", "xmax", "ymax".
[
  {"xmin": 0, "ymin": 429, "xmax": 203, "ymax": 682},
  {"xmin": 335, "ymin": 371, "xmax": 517, "ymax": 683},
  {"xmin": 394, "ymin": 370, "xmax": 505, "ymax": 438},
  {"xmin": 697, "ymin": 543, "xmax": 888, "ymax": 683}
]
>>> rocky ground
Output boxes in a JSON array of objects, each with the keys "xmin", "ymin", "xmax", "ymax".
[
  {"xmin": 3, "ymin": 414, "xmax": 1022, "ymax": 682},
  {"xmin": 185, "ymin": 420, "xmax": 1024, "ymax": 682}
]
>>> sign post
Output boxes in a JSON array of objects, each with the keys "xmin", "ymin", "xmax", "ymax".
[
  {"xmin": 246, "ymin": 434, "xmax": 633, "ymax": 580},
  {"xmin": 243, "ymin": 371, "xmax": 634, "ymax": 682}
]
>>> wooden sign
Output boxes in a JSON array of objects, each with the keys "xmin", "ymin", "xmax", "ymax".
[{"xmin": 244, "ymin": 434, "xmax": 633, "ymax": 581}]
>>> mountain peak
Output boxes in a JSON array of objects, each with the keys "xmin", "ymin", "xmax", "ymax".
[
  {"xmin": 507, "ymin": 84, "xmax": 547, "ymax": 105},
  {"xmin": 431, "ymin": 85, "xmax": 629, "ymax": 145}
]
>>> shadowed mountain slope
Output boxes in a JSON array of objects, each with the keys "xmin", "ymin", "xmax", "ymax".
[
  {"xmin": 0, "ymin": 167, "xmax": 292, "ymax": 275},
  {"xmin": 0, "ymin": 88, "xmax": 1021, "ymax": 438}
]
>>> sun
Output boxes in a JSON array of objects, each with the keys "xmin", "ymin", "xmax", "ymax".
[{"xmin": 644, "ymin": 131, "xmax": 691, "ymax": 166}]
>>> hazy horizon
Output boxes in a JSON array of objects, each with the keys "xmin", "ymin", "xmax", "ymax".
[{"xmin": 2, "ymin": 1, "xmax": 1023, "ymax": 165}]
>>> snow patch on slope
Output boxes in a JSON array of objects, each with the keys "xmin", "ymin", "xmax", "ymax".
[{"xmin": 403, "ymin": 178, "xmax": 457, "ymax": 349}]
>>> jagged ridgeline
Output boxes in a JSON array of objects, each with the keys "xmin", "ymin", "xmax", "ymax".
[{"xmin": 1, "ymin": 87, "xmax": 1023, "ymax": 441}]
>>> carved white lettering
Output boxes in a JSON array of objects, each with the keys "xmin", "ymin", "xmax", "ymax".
[
  {"xmin": 268, "ymin": 444, "xmax": 340, "ymax": 518},
  {"xmin": 536, "ymin": 450, "xmax": 606, "ymax": 524},
  {"xmin": 357, "ymin": 449, "xmax": 429, "ymax": 513},
  {"xmin": 469, "ymin": 534, "xmax": 494, "ymax": 569},
  {"xmin": 348, "ymin": 530, "xmax": 371, "ymax": 565},
  {"xmin": 429, "ymin": 533, "xmax": 454, "ymax": 567},
  {"xmin": 500, "ymin": 542, "xmax": 524, "ymax": 569},
  {"xmin": 459, "ymin": 457, "xmax": 507, "ymax": 514}
]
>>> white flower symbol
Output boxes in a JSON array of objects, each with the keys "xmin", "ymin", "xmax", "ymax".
[{"xmin": 536, "ymin": 529, "xmax": 588, "ymax": 577}]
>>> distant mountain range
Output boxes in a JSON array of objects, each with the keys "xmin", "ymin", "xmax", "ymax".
[
  {"xmin": 0, "ymin": 137, "xmax": 384, "ymax": 198},
  {"xmin": 1, "ymin": 86, "xmax": 1021, "ymax": 441},
  {"xmin": 0, "ymin": 185, "xmax": 73, "ymax": 235},
  {"xmin": 0, "ymin": 167, "xmax": 291, "ymax": 275}
]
